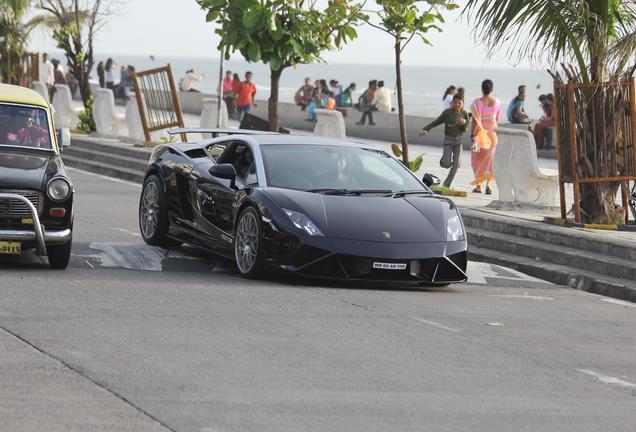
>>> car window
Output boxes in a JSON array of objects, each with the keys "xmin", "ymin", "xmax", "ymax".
[
  {"xmin": 0, "ymin": 104, "xmax": 52, "ymax": 150},
  {"xmin": 205, "ymin": 142, "xmax": 227, "ymax": 161},
  {"xmin": 243, "ymin": 162, "xmax": 258, "ymax": 186}
]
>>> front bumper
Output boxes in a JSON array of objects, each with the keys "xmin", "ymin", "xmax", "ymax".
[{"xmin": 0, "ymin": 193, "xmax": 71, "ymax": 256}]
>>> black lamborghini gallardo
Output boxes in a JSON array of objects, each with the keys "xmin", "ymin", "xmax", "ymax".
[{"xmin": 138, "ymin": 128, "xmax": 468, "ymax": 284}]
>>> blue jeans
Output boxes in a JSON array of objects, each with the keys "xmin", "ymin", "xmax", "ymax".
[{"xmin": 237, "ymin": 105, "xmax": 251, "ymax": 120}]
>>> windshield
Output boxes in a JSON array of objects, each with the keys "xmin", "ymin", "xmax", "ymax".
[
  {"xmin": 0, "ymin": 104, "xmax": 52, "ymax": 150},
  {"xmin": 261, "ymin": 144, "xmax": 426, "ymax": 192}
]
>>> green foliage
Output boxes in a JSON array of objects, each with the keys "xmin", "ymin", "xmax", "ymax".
[
  {"xmin": 464, "ymin": 0, "xmax": 636, "ymax": 83},
  {"xmin": 371, "ymin": 0, "xmax": 458, "ymax": 44},
  {"xmin": 0, "ymin": 0, "xmax": 49, "ymax": 83},
  {"xmin": 160, "ymin": 135, "xmax": 178, "ymax": 144},
  {"xmin": 77, "ymin": 95, "xmax": 95, "ymax": 133},
  {"xmin": 196, "ymin": 0, "xmax": 364, "ymax": 72}
]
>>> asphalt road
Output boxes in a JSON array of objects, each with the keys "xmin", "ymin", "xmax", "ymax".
[{"xmin": 0, "ymin": 169, "xmax": 634, "ymax": 432}]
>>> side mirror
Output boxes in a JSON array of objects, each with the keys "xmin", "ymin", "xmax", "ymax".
[
  {"xmin": 57, "ymin": 127, "xmax": 71, "ymax": 151},
  {"xmin": 422, "ymin": 173, "xmax": 440, "ymax": 188},
  {"xmin": 209, "ymin": 163, "xmax": 237, "ymax": 181}
]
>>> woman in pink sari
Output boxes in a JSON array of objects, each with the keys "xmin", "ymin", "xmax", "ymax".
[{"xmin": 470, "ymin": 79, "xmax": 502, "ymax": 194}]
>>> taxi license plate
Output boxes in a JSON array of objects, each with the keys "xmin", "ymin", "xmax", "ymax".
[
  {"xmin": 373, "ymin": 262, "xmax": 407, "ymax": 270},
  {"xmin": 0, "ymin": 241, "xmax": 22, "ymax": 255}
]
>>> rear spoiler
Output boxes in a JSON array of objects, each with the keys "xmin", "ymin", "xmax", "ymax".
[{"xmin": 167, "ymin": 127, "xmax": 281, "ymax": 138}]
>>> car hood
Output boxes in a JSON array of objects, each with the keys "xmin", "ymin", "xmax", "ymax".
[
  {"xmin": 265, "ymin": 188, "xmax": 454, "ymax": 242},
  {"xmin": 0, "ymin": 148, "xmax": 59, "ymax": 191}
]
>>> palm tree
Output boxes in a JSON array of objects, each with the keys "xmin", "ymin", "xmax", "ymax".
[
  {"xmin": 465, "ymin": 0, "xmax": 636, "ymax": 223},
  {"xmin": 0, "ymin": 0, "xmax": 51, "ymax": 84}
]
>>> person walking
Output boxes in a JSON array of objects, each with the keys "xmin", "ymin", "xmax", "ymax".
[
  {"xmin": 220, "ymin": 70, "xmax": 235, "ymax": 116},
  {"xmin": 356, "ymin": 80, "xmax": 377, "ymax": 126},
  {"xmin": 235, "ymin": 71, "xmax": 257, "ymax": 120},
  {"xmin": 442, "ymin": 85, "xmax": 457, "ymax": 109},
  {"xmin": 372, "ymin": 80, "xmax": 392, "ymax": 112},
  {"xmin": 470, "ymin": 79, "xmax": 502, "ymax": 194},
  {"xmin": 97, "ymin": 61, "xmax": 105, "ymax": 89},
  {"xmin": 420, "ymin": 94, "xmax": 469, "ymax": 188}
]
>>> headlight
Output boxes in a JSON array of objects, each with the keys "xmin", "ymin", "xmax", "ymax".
[
  {"xmin": 446, "ymin": 211, "xmax": 465, "ymax": 241},
  {"xmin": 47, "ymin": 178, "xmax": 71, "ymax": 202},
  {"xmin": 283, "ymin": 208, "xmax": 324, "ymax": 236}
]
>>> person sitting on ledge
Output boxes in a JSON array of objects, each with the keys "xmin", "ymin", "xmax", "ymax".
[{"xmin": 507, "ymin": 84, "xmax": 531, "ymax": 124}]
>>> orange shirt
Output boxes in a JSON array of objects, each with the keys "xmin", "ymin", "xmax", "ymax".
[
  {"xmin": 236, "ymin": 81, "xmax": 256, "ymax": 106},
  {"xmin": 325, "ymin": 97, "xmax": 336, "ymax": 110}
]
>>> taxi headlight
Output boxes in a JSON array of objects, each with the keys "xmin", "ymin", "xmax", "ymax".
[
  {"xmin": 283, "ymin": 208, "xmax": 324, "ymax": 236},
  {"xmin": 446, "ymin": 211, "xmax": 465, "ymax": 241},
  {"xmin": 47, "ymin": 178, "xmax": 71, "ymax": 202}
]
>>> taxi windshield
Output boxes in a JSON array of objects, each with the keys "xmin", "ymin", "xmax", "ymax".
[{"xmin": 0, "ymin": 104, "xmax": 52, "ymax": 150}]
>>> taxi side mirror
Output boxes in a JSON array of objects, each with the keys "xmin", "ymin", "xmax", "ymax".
[{"xmin": 57, "ymin": 127, "xmax": 71, "ymax": 150}]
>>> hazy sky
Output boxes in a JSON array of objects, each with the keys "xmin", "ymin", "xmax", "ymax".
[{"xmin": 29, "ymin": 0, "xmax": 538, "ymax": 70}]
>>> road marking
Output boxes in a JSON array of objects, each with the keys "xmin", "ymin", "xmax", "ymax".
[
  {"xmin": 467, "ymin": 261, "xmax": 553, "ymax": 286},
  {"xmin": 490, "ymin": 294, "xmax": 554, "ymax": 301},
  {"xmin": 408, "ymin": 316, "xmax": 460, "ymax": 333},
  {"xmin": 84, "ymin": 259, "xmax": 94, "ymax": 269},
  {"xmin": 600, "ymin": 298, "xmax": 636, "ymax": 308},
  {"xmin": 67, "ymin": 167, "xmax": 142, "ymax": 187},
  {"xmin": 576, "ymin": 369, "xmax": 636, "ymax": 389}
]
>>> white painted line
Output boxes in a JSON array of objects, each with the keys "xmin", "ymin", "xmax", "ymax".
[
  {"xmin": 67, "ymin": 167, "xmax": 142, "ymax": 188},
  {"xmin": 600, "ymin": 298, "xmax": 636, "ymax": 309},
  {"xmin": 408, "ymin": 316, "xmax": 460, "ymax": 333},
  {"xmin": 490, "ymin": 294, "xmax": 554, "ymax": 301},
  {"xmin": 84, "ymin": 259, "xmax": 95, "ymax": 269},
  {"xmin": 576, "ymin": 369, "xmax": 636, "ymax": 389},
  {"xmin": 113, "ymin": 227, "xmax": 142, "ymax": 238}
]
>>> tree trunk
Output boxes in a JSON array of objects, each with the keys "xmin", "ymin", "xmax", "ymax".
[
  {"xmin": 394, "ymin": 37, "xmax": 409, "ymax": 165},
  {"xmin": 268, "ymin": 68, "xmax": 283, "ymax": 132}
]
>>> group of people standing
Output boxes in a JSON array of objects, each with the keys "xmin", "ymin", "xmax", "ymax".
[
  {"xmin": 39, "ymin": 53, "xmax": 79, "ymax": 100},
  {"xmin": 421, "ymin": 79, "xmax": 501, "ymax": 194},
  {"xmin": 219, "ymin": 70, "xmax": 257, "ymax": 120},
  {"xmin": 96, "ymin": 58, "xmax": 135, "ymax": 101},
  {"xmin": 295, "ymin": 78, "xmax": 357, "ymax": 122},
  {"xmin": 355, "ymin": 79, "xmax": 393, "ymax": 126}
]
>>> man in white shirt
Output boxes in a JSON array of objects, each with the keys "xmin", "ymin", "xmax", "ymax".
[
  {"xmin": 40, "ymin": 53, "xmax": 55, "ymax": 98},
  {"xmin": 372, "ymin": 80, "xmax": 392, "ymax": 112},
  {"xmin": 180, "ymin": 69, "xmax": 203, "ymax": 92}
]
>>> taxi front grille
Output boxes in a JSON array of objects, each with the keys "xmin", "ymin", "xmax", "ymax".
[{"xmin": 0, "ymin": 190, "xmax": 42, "ymax": 218}]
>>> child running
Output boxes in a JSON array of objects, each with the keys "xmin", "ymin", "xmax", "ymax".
[{"xmin": 419, "ymin": 94, "xmax": 469, "ymax": 188}]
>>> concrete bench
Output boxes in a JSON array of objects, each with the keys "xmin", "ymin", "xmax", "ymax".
[
  {"xmin": 52, "ymin": 84, "xmax": 81, "ymax": 129},
  {"xmin": 125, "ymin": 94, "xmax": 147, "ymax": 141},
  {"xmin": 200, "ymin": 98, "xmax": 228, "ymax": 138},
  {"xmin": 94, "ymin": 88, "xmax": 126, "ymax": 136},
  {"xmin": 494, "ymin": 127, "xmax": 558, "ymax": 206},
  {"xmin": 314, "ymin": 109, "xmax": 346, "ymax": 139},
  {"xmin": 32, "ymin": 81, "xmax": 49, "ymax": 103}
]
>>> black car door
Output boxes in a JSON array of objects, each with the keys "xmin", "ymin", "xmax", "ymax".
[{"xmin": 194, "ymin": 140, "xmax": 256, "ymax": 253}]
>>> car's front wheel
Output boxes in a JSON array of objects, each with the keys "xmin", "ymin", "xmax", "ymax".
[
  {"xmin": 234, "ymin": 207, "xmax": 263, "ymax": 277},
  {"xmin": 48, "ymin": 240, "xmax": 72, "ymax": 269},
  {"xmin": 139, "ymin": 174, "xmax": 172, "ymax": 246}
]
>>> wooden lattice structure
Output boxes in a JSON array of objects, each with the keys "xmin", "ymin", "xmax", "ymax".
[
  {"xmin": 131, "ymin": 64, "xmax": 186, "ymax": 143},
  {"xmin": 554, "ymin": 78, "xmax": 636, "ymax": 223},
  {"xmin": 21, "ymin": 52, "xmax": 40, "ymax": 88}
]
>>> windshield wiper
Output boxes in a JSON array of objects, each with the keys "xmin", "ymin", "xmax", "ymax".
[
  {"xmin": 307, "ymin": 188, "xmax": 393, "ymax": 196},
  {"xmin": 387, "ymin": 189, "xmax": 432, "ymax": 198}
]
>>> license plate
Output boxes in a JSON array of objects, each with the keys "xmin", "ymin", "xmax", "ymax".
[
  {"xmin": 0, "ymin": 241, "xmax": 21, "ymax": 255},
  {"xmin": 373, "ymin": 262, "xmax": 407, "ymax": 270}
]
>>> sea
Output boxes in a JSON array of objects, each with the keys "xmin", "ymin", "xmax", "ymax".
[{"xmin": 90, "ymin": 53, "xmax": 553, "ymax": 118}]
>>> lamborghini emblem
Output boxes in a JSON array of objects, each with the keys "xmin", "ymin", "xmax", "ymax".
[{"xmin": 383, "ymin": 232, "xmax": 391, "ymax": 239}]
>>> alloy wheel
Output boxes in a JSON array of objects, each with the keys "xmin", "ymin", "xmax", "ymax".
[
  {"xmin": 140, "ymin": 181, "xmax": 159, "ymax": 239},
  {"xmin": 235, "ymin": 210, "xmax": 259, "ymax": 274}
]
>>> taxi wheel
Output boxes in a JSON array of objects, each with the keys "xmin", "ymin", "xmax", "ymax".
[{"xmin": 48, "ymin": 240, "xmax": 72, "ymax": 269}]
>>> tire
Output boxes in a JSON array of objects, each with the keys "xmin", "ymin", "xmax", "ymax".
[
  {"xmin": 48, "ymin": 240, "xmax": 72, "ymax": 269},
  {"xmin": 139, "ymin": 174, "xmax": 173, "ymax": 246},
  {"xmin": 234, "ymin": 207, "xmax": 264, "ymax": 278}
]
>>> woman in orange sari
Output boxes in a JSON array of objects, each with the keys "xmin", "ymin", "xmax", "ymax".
[{"xmin": 470, "ymin": 79, "xmax": 502, "ymax": 194}]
